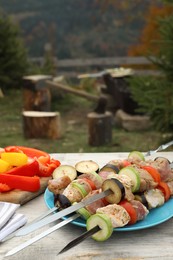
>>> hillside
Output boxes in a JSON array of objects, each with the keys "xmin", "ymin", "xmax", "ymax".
[{"xmin": 0, "ymin": 0, "xmax": 162, "ymax": 59}]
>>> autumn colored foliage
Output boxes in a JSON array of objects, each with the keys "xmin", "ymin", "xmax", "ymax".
[{"xmin": 128, "ymin": 4, "xmax": 173, "ymax": 56}]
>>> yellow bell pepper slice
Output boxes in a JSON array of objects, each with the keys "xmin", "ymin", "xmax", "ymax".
[
  {"xmin": 1, "ymin": 152, "xmax": 28, "ymax": 167},
  {"xmin": 0, "ymin": 159, "xmax": 11, "ymax": 173}
]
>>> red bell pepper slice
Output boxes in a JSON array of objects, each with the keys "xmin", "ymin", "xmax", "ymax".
[
  {"xmin": 6, "ymin": 158, "xmax": 39, "ymax": 177},
  {"xmin": 0, "ymin": 183, "xmax": 12, "ymax": 192},
  {"xmin": 0, "ymin": 174, "xmax": 40, "ymax": 192},
  {"xmin": 38, "ymin": 158, "xmax": 61, "ymax": 177},
  {"xmin": 5, "ymin": 146, "xmax": 50, "ymax": 164},
  {"xmin": 4, "ymin": 146, "xmax": 61, "ymax": 177}
]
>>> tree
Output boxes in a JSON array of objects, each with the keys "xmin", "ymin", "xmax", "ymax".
[
  {"xmin": 128, "ymin": 4, "xmax": 173, "ymax": 56},
  {"xmin": 0, "ymin": 11, "xmax": 29, "ymax": 90},
  {"xmin": 128, "ymin": 1, "xmax": 173, "ymax": 132}
]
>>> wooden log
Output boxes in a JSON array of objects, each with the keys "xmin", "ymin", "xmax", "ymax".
[
  {"xmin": 22, "ymin": 111, "xmax": 61, "ymax": 139},
  {"xmin": 115, "ymin": 109, "xmax": 151, "ymax": 131},
  {"xmin": 87, "ymin": 111, "xmax": 112, "ymax": 146},
  {"xmin": 47, "ymin": 80, "xmax": 99, "ymax": 101}
]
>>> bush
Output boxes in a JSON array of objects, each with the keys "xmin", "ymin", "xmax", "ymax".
[
  {"xmin": 0, "ymin": 11, "xmax": 29, "ymax": 90},
  {"xmin": 128, "ymin": 75, "xmax": 173, "ymax": 132}
]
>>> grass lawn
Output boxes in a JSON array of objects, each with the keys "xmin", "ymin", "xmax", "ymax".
[{"xmin": 0, "ymin": 88, "xmax": 171, "ymax": 155}]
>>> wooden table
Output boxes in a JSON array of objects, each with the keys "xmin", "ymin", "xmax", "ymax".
[{"xmin": 1, "ymin": 152, "xmax": 173, "ymax": 260}]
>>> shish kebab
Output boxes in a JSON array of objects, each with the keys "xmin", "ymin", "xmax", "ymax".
[
  {"xmin": 56, "ymin": 146, "xmax": 173, "ymax": 254},
  {"xmin": 5, "ymin": 141, "xmax": 173, "ymax": 256}
]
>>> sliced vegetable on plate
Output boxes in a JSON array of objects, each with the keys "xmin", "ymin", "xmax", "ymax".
[
  {"xmin": 128, "ymin": 151, "xmax": 145, "ymax": 161},
  {"xmin": 86, "ymin": 213, "xmax": 113, "ymax": 241},
  {"xmin": 75, "ymin": 160, "xmax": 99, "ymax": 175},
  {"xmin": 53, "ymin": 165, "xmax": 77, "ymax": 181},
  {"xmin": 118, "ymin": 166, "xmax": 141, "ymax": 192}
]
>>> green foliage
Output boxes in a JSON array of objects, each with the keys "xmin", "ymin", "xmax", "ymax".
[
  {"xmin": 162, "ymin": 0, "xmax": 173, "ymax": 3},
  {"xmin": 128, "ymin": 76, "xmax": 173, "ymax": 132},
  {"xmin": 128, "ymin": 2, "xmax": 173, "ymax": 133},
  {"xmin": 40, "ymin": 49, "xmax": 56, "ymax": 76},
  {"xmin": 149, "ymin": 15, "xmax": 173, "ymax": 81},
  {"xmin": 0, "ymin": 12, "xmax": 29, "ymax": 89},
  {"xmin": 78, "ymin": 78, "xmax": 98, "ymax": 94}
]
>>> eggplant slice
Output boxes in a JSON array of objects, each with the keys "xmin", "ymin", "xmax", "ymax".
[{"xmin": 102, "ymin": 178, "xmax": 125, "ymax": 204}]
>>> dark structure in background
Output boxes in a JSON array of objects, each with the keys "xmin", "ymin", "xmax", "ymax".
[
  {"xmin": 23, "ymin": 75, "xmax": 52, "ymax": 112},
  {"xmin": 102, "ymin": 73, "xmax": 140, "ymax": 115}
]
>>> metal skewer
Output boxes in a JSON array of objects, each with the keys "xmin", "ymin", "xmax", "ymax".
[
  {"xmin": 15, "ymin": 189, "xmax": 112, "ymax": 236},
  {"xmin": 5, "ymin": 213, "xmax": 80, "ymax": 257},
  {"xmin": 145, "ymin": 140, "xmax": 173, "ymax": 157},
  {"xmin": 58, "ymin": 225, "xmax": 100, "ymax": 255}
]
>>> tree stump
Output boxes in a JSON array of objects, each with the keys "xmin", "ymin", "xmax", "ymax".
[
  {"xmin": 87, "ymin": 111, "xmax": 112, "ymax": 146},
  {"xmin": 22, "ymin": 111, "xmax": 61, "ymax": 139}
]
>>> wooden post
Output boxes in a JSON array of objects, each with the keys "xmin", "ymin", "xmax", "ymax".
[
  {"xmin": 87, "ymin": 111, "xmax": 112, "ymax": 146},
  {"xmin": 22, "ymin": 111, "xmax": 61, "ymax": 139},
  {"xmin": 23, "ymin": 75, "xmax": 52, "ymax": 111}
]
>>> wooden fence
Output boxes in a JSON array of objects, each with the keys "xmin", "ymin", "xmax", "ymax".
[{"xmin": 30, "ymin": 56, "xmax": 159, "ymax": 77}]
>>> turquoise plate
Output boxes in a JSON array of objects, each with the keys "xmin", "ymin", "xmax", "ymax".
[{"xmin": 44, "ymin": 188, "xmax": 173, "ymax": 231}]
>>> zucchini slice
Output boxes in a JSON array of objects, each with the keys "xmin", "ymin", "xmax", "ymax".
[
  {"xmin": 102, "ymin": 178, "xmax": 125, "ymax": 204},
  {"xmin": 73, "ymin": 202, "xmax": 91, "ymax": 220},
  {"xmin": 71, "ymin": 182, "xmax": 88, "ymax": 198},
  {"xmin": 75, "ymin": 160, "xmax": 99, "ymax": 175},
  {"xmin": 52, "ymin": 165, "xmax": 77, "ymax": 181},
  {"xmin": 77, "ymin": 207, "xmax": 91, "ymax": 220},
  {"xmin": 86, "ymin": 213, "xmax": 113, "ymax": 241},
  {"xmin": 118, "ymin": 166, "xmax": 141, "ymax": 193},
  {"xmin": 128, "ymin": 151, "xmax": 145, "ymax": 161}
]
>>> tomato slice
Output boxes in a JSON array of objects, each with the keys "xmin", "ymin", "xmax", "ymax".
[
  {"xmin": 121, "ymin": 160, "xmax": 131, "ymax": 168},
  {"xmin": 101, "ymin": 197, "xmax": 110, "ymax": 206},
  {"xmin": 119, "ymin": 200, "xmax": 137, "ymax": 225},
  {"xmin": 141, "ymin": 165, "xmax": 161, "ymax": 184},
  {"xmin": 81, "ymin": 178, "xmax": 96, "ymax": 190},
  {"xmin": 157, "ymin": 182, "xmax": 171, "ymax": 202}
]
